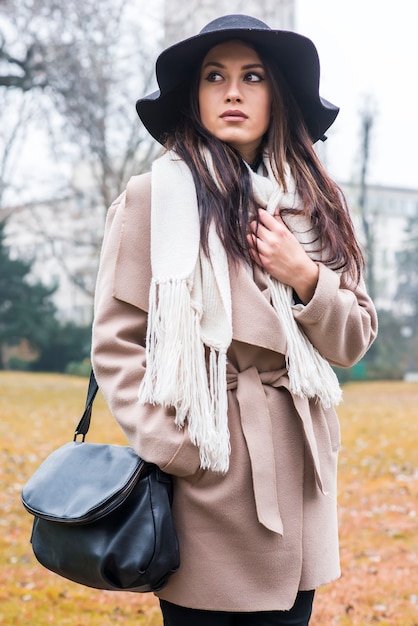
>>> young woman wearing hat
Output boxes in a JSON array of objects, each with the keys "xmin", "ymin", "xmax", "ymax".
[{"xmin": 91, "ymin": 14, "xmax": 377, "ymax": 626}]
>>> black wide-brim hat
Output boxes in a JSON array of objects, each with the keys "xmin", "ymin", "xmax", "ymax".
[{"xmin": 136, "ymin": 14, "xmax": 339, "ymax": 144}]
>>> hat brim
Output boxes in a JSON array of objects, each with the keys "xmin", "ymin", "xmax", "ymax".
[{"xmin": 136, "ymin": 26, "xmax": 339, "ymax": 144}]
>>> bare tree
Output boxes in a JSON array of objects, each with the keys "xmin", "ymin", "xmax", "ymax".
[
  {"xmin": 1, "ymin": 0, "xmax": 162, "ymax": 204},
  {"xmin": 39, "ymin": 0, "xmax": 161, "ymax": 208},
  {"xmin": 0, "ymin": 92, "xmax": 32, "ymax": 207},
  {"xmin": 1, "ymin": 0, "xmax": 296, "ymax": 320},
  {"xmin": 0, "ymin": 39, "xmax": 47, "ymax": 90},
  {"xmin": 1, "ymin": 0, "xmax": 162, "ymax": 315},
  {"xmin": 357, "ymin": 100, "xmax": 377, "ymax": 300},
  {"xmin": 0, "ymin": 0, "xmax": 47, "ymax": 90}
]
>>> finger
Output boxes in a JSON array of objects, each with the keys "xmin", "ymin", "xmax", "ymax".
[
  {"xmin": 248, "ymin": 220, "xmax": 258, "ymax": 235},
  {"xmin": 264, "ymin": 210, "xmax": 288, "ymax": 230},
  {"xmin": 247, "ymin": 230, "xmax": 263, "ymax": 250},
  {"xmin": 273, "ymin": 213, "xmax": 285, "ymax": 226},
  {"xmin": 247, "ymin": 233, "xmax": 271, "ymax": 261},
  {"xmin": 255, "ymin": 222, "xmax": 279, "ymax": 248},
  {"xmin": 257, "ymin": 209, "xmax": 286, "ymax": 233},
  {"xmin": 247, "ymin": 234, "xmax": 263, "ymax": 263},
  {"xmin": 249, "ymin": 217, "xmax": 275, "ymax": 241},
  {"xmin": 249, "ymin": 211, "xmax": 278, "ymax": 229}
]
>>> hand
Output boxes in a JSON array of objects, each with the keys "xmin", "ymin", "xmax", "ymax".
[{"xmin": 247, "ymin": 209, "xmax": 319, "ymax": 304}]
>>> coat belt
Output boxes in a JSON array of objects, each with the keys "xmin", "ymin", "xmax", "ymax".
[{"xmin": 227, "ymin": 366, "xmax": 326, "ymax": 536}]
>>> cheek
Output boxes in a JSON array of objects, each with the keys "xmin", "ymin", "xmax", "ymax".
[
  {"xmin": 198, "ymin": 91, "xmax": 214, "ymax": 131},
  {"xmin": 260, "ymin": 94, "xmax": 272, "ymax": 132},
  {"xmin": 198, "ymin": 87, "xmax": 207, "ymax": 123}
]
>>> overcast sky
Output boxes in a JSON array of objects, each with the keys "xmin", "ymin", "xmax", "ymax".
[{"xmin": 295, "ymin": 0, "xmax": 417, "ymax": 189}]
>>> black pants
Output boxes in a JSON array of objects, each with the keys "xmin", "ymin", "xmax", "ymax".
[{"xmin": 160, "ymin": 590, "xmax": 315, "ymax": 626}]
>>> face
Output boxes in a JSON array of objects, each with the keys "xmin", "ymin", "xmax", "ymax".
[{"xmin": 198, "ymin": 40, "xmax": 272, "ymax": 163}]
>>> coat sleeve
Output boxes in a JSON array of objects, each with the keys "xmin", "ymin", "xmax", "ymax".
[
  {"xmin": 91, "ymin": 175, "xmax": 201, "ymax": 477},
  {"xmin": 292, "ymin": 263, "xmax": 378, "ymax": 367}
]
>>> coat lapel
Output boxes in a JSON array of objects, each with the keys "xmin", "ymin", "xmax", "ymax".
[
  {"xmin": 113, "ymin": 174, "xmax": 152, "ymax": 312},
  {"xmin": 230, "ymin": 261, "xmax": 287, "ymax": 355}
]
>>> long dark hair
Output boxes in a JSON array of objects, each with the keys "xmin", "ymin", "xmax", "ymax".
[{"xmin": 164, "ymin": 45, "xmax": 364, "ymax": 282}]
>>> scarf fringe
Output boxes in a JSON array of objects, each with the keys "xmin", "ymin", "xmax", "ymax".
[
  {"xmin": 267, "ymin": 277, "xmax": 342, "ymax": 408},
  {"xmin": 138, "ymin": 278, "xmax": 230, "ymax": 472}
]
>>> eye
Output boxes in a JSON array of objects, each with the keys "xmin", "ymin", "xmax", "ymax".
[
  {"xmin": 244, "ymin": 72, "xmax": 265, "ymax": 83},
  {"xmin": 205, "ymin": 71, "xmax": 224, "ymax": 82}
]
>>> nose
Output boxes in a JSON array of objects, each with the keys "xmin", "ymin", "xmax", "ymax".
[
  {"xmin": 226, "ymin": 94, "xmax": 242, "ymax": 103},
  {"xmin": 225, "ymin": 79, "xmax": 243, "ymax": 103}
]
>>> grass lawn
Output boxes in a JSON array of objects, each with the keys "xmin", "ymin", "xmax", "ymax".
[{"xmin": 0, "ymin": 372, "xmax": 417, "ymax": 625}]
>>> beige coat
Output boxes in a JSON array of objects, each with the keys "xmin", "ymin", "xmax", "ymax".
[{"xmin": 91, "ymin": 173, "xmax": 377, "ymax": 611}]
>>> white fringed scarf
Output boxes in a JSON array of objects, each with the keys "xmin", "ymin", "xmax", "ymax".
[{"xmin": 138, "ymin": 149, "xmax": 342, "ymax": 472}]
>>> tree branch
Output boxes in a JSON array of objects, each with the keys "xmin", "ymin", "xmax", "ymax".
[{"xmin": 0, "ymin": 43, "xmax": 47, "ymax": 90}]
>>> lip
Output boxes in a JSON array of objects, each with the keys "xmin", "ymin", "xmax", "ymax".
[{"xmin": 220, "ymin": 109, "xmax": 248, "ymax": 121}]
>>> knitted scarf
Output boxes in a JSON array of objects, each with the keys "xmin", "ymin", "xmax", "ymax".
[{"xmin": 138, "ymin": 149, "xmax": 342, "ymax": 472}]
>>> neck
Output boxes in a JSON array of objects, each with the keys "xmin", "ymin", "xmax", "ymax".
[{"xmin": 249, "ymin": 154, "xmax": 262, "ymax": 172}]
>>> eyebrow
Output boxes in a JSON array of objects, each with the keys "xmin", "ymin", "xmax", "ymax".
[{"xmin": 202, "ymin": 61, "xmax": 265, "ymax": 70}]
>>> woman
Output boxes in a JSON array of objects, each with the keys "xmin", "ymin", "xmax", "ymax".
[{"xmin": 91, "ymin": 14, "xmax": 377, "ymax": 626}]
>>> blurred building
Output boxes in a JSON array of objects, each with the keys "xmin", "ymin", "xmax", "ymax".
[{"xmin": 341, "ymin": 182, "xmax": 418, "ymax": 312}]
